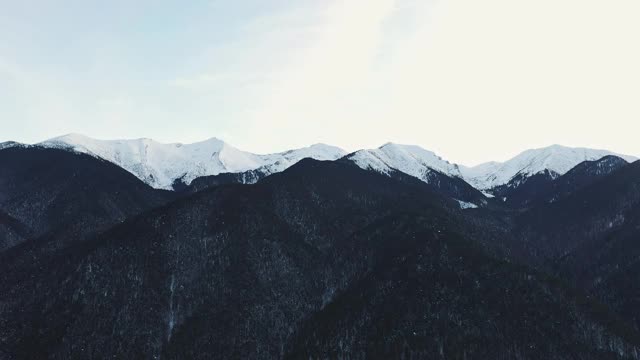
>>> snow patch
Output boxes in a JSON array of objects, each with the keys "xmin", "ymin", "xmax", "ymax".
[
  {"xmin": 457, "ymin": 200, "xmax": 479, "ymax": 209},
  {"xmin": 481, "ymin": 191, "xmax": 495, "ymax": 198}
]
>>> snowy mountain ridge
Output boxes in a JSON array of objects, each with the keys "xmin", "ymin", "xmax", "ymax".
[
  {"xmin": 38, "ymin": 134, "xmax": 347, "ymax": 190},
  {"xmin": 3, "ymin": 134, "xmax": 637, "ymax": 193},
  {"xmin": 461, "ymin": 145, "xmax": 638, "ymax": 190},
  {"xmin": 346, "ymin": 143, "xmax": 637, "ymax": 192},
  {"xmin": 347, "ymin": 143, "xmax": 463, "ymax": 182}
]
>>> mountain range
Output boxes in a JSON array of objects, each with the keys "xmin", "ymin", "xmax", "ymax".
[
  {"xmin": 6, "ymin": 134, "xmax": 637, "ymax": 195},
  {"xmin": 31, "ymin": 134, "xmax": 347, "ymax": 190},
  {"xmin": 2, "ymin": 134, "xmax": 640, "ymax": 359}
]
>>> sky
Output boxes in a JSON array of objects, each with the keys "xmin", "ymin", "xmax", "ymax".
[{"xmin": 1, "ymin": 0, "xmax": 639, "ymax": 166}]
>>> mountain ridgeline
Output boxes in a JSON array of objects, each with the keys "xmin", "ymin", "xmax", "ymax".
[{"xmin": 1, "ymin": 136, "xmax": 640, "ymax": 359}]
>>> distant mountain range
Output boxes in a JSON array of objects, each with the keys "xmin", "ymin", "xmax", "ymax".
[
  {"xmin": 2, "ymin": 135, "xmax": 640, "ymax": 359},
  {"xmin": 28, "ymin": 134, "xmax": 347, "ymax": 190},
  {"xmin": 5, "ymin": 134, "xmax": 637, "ymax": 194}
]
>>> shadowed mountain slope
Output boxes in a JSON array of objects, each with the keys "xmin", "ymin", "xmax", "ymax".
[
  {"xmin": 1, "ymin": 159, "xmax": 639, "ymax": 359},
  {"xmin": 0, "ymin": 146, "xmax": 173, "ymax": 252}
]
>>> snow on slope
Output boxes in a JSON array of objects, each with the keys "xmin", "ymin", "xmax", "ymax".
[
  {"xmin": 0, "ymin": 141, "xmax": 21, "ymax": 150},
  {"xmin": 13, "ymin": 134, "xmax": 639, "ymax": 193},
  {"xmin": 461, "ymin": 145, "xmax": 638, "ymax": 190},
  {"xmin": 347, "ymin": 143, "xmax": 637, "ymax": 191},
  {"xmin": 40, "ymin": 134, "xmax": 346, "ymax": 190},
  {"xmin": 347, "ymin": 143, "xmax": 463, "ymax": 182},
  {"xmin": 457, "ymin": 200, "xmax": 479, "ymax": 210},
  {"xmin": 257, "ymin": 144, "xmax": 348, "ymax": 175}
]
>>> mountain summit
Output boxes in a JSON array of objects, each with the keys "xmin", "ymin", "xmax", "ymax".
[
  {"xmin": 5, "ymin": 134, "xmax": 637, "ymax": 193},
  {"xmin": 461, "ymin": 145, "xmax": 637, "ymax": 190},
  {"xmin": 347, "ymin": 143, "xmax": 463, "ymax": 181},
  {"xmin": 38, "ymin": 134, "xmax": 347, "ymax": 189}
]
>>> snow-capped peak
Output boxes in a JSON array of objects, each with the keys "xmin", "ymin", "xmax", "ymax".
[
  {"xmin": 347, "ymin": 143, "xmax": 463, "ymax": 183},
  {"xmin": 7, "ymin": 134, "xmax": 638, "ymax": 193},
  {"xmin": 38, "ymin": 134, "xmax": 347, "ymax": 190},
  {"xmin": 460, "ymin": 144, "xmax": 638, "ymax": 190},
  {"xmin": 0, "ymin": 141, "xmax": 21, "ymax": 150}
]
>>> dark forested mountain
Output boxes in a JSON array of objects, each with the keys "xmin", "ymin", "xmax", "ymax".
[
  {"xmin": 487, "ymin": 156, "xmax": 630, "ymax": 210},
  {"xmin": 174, "ymin": 168, "xmax": 268, "ymax": 193},
  {"xmin": 0, "ymin": 159, "xmax": 441, "ymax": 358},
  {"xmin": 180, "ymin": 156, "xmax": 489, "ymax": 208},
  {"xmin": 287, "ymin": 214, "xmax": 640, "ymax": 360},
  {"xmin": 2, "ymin": 140, "xmax": 640, "ymax": 360},
  {"xmin": 537, "ymin": 161, "xmax": 640, "ymax": 331},
  {"xmin": 514, "ymin": 160, "xmax": 640, "ymax": 263},
  {"xmin": 589, "ymin": 213, "xmax": 640, "ymax": 333},
  {"xmin": 475, "ymin": 159, "xmax": 640, "ymax": 333},
  {"xmin": 0, "ymin": 146, "xmax": 173, "ymax": 252},
  {"xmin": 389, "ymin": 166, "xmax": 488, "ymax": 207},
  {"xmin": 489, "ymin": 170, "xmax": 558, "ymax": 209},
  {"xmin": 0, "ymin": 210, "xmax": 30, "ymax": 252},
  {"xmin": 539, "ymin": 156, "xmax": 630, "ymax": 204}
]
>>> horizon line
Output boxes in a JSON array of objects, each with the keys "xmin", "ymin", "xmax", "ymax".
[{"xmin": 3, "ymin": 132, "xmax": 638, "ymax": 168}]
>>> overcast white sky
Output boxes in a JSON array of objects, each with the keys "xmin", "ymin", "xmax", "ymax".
[{"xmin": 1, "ymin": 0, "xmax": 639, "ymax": 165}]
